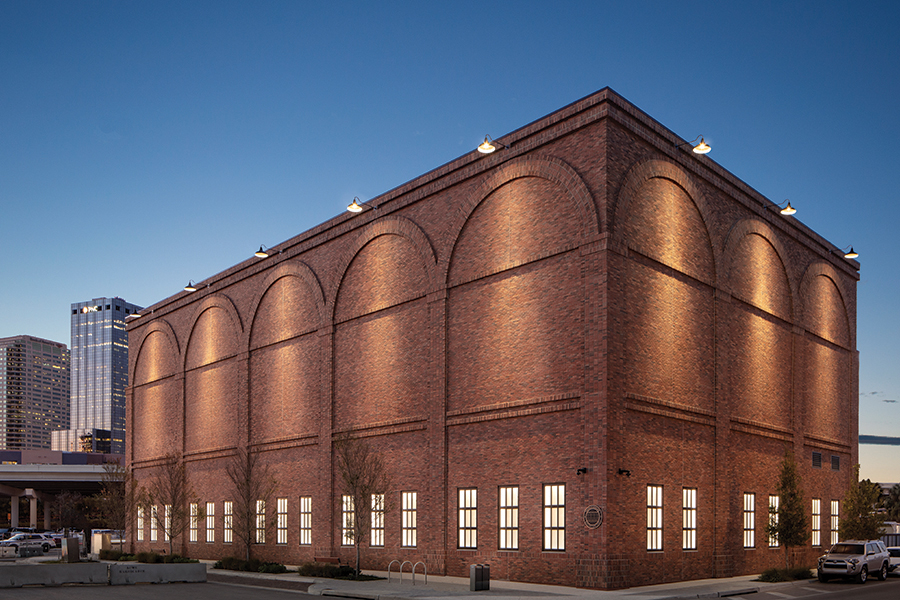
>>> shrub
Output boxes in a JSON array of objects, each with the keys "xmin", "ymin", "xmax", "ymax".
[
  {"xmin": 99, "ymin": 549, "xmax": 123, "ymax": 561},
  {"xmin": 214, "ymin": 556, "xmax": 279, "ymax": 572},
  {"xmin": 297, "ymin": 562, "xmax": 355, "ymax": 578},
  {"xmin": 758, "ymin": 567, "xmax": 813, "ymax": 582},
  {"xmin": 259, "ymin": 562, "xmax": 288, "ymax": 573},
  {"xmin": 136, "ymin": 551, "xmax": 162, "ymax": 563}
]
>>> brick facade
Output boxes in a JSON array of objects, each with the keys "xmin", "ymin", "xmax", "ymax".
[{"xmin": 126, "ymin": 88, "xmax": 859, "ymax": 589}]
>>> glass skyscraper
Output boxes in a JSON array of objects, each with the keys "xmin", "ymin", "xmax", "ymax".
[
  {"xmin": 52, "ymin": 297, "xmax": 142, "ymax": 454},
  {"xmin": 0, "ymin": 335, "xmax": 70, "ymax": 450}
]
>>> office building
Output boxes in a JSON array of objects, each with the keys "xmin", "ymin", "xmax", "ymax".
[
  {"xmin": 127, "ymin": 89, "xmax": 858, "ymax": 588},
  {"xmin": 0, "ymin": 335, "xmax": 70, "ymax": 450},
  {"xmin": 53, "ymin": 297, "xmax": 141, "ymax": 454}
]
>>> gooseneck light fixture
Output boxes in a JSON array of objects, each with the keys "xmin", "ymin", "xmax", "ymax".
[
  {"xmin": 255, "ymin": 245, "xmax": 270, "ymax": 258},
  {"xmin": 775, "ymin": 200, "xmax": 797, "ymax": 215},
  {"xmin": 346, "ymin": 196, "xmax": 379, "ymax": 214},
  {"xmin": 184, "ymin": 280, "xmax": 199, "ymax": 292},
  {"xmin": 841, "ymin": 246, "xmax": 859, "ymax": 259},
  {"xmin": 477, "ymin": 134, "xmax": 510, "ymax": 155},
  {"xmin": 676, "ymin": 135, "xmax": 711, "ymax": 155}
]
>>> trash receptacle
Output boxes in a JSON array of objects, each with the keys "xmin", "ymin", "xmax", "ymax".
[{"xmin": 469, "ymin": 564, "xmax": 490, "ymax": 591}]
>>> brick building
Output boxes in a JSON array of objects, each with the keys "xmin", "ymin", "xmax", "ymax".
[{"xmin": 126, "ymin": 88, "xmax": 859, "ymax": 589}]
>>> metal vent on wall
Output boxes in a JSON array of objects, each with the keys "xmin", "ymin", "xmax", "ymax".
[
  {"xmin": 583, "ymin": 505, "xmax": 603, "ymax": 529},
  {"xmin": 812, "ymin": 452, "xmax": 822, "ymax": 468}
]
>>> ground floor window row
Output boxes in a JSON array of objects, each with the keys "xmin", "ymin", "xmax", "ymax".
[
  {"xmin": 135, "ymin": 485, "xmax": 566, "ymax": 552},
  {"xmin": 646, "ymin": 486, "xmax": 840, "ymax": 551}
]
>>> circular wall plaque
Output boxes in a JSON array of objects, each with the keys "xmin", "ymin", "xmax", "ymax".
[{"xmin": 583, "ymin": 505, "xmax": 603, "ymax": 529}]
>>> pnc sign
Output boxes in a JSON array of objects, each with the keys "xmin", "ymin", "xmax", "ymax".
[{"xmin": 81, "ymin": 306, "xmax": 100, "ymax": 313}]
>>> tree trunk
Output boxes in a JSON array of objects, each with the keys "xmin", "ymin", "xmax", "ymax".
[{"xmin": 355, "ymin": 541, "xmax": 361, "ymax": 576}]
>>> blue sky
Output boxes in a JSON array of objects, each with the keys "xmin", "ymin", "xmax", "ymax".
[{"xmin": 2, "ymin": 1, "xmax": 898, "ymax": 478}]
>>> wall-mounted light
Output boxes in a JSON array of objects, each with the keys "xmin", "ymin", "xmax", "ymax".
[
  {"xmin": 676, "ymin": 135, "xmax": 711, "ymax": 155},
  {"xmin": 577, "ymin": 467, "xmax": 588, "ymax": 475},
  {"xmin": 477, "ymin": 134, "xmax": 510, "ymax": 155},
  {"xmin": 184, "ymin": 280, "xmax": 199, "ymax": 292},
  {"xmin": 775, "ymin": 200, "xmax": 797, "ymax": 215},
  {"xmin": 125, "ymin": 312, "xmax": 141, "ymax": 321},
  {"xmin": 836, "ymin": 245, "xmax": 859, "ymax": 259},
  {"xmin": 617, "ymin": 468, "xmax": 631, "ymax": 477},
  {"xmin": 255, "ymin": 245, "xmax": 270, "ymax": 258},
  {"xmin": 346, "ymin": 196, "xmax": 380, "ymax": 214}
]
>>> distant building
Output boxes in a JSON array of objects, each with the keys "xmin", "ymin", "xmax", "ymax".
[
  {"xmin": 0, "ymin": 335, "xmax": 70, "ymax": 450},
  {"xmin": 52, "ymin": 297, "xmax": 142, "ymax": 454}
]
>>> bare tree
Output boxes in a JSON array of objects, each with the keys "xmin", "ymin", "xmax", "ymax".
[
  {"xmin": 138, "ymin": 453, "xmax": 199, "ymax": 556},
  {"xmin": 225, "ymin": 447, "xmax": 277, "ymax": 561},
  {"xmin": 55, "ymin": 490, "xmax": 87, "ymax": 536},
  {"xmin": 95, "ymin": 460, "xmax": 140, "ymax": 551},
  {"xmin": 334, "ymin": 434, "xmax": 393, "ymax": 576}
]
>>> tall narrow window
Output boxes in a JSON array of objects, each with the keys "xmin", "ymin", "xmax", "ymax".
[
  {"xmin": 647, "ymin": 485, "xmax": 663, "ymax": 551},
  {"xmin": 742, "ymin": 493, "xmax": 755, "ymax": 548},
  {"xmin": 342, "ymin": 495, "xmax": 355, "ymax": 546},
  {"xmin": 137, "ymin": 506, "xmax": 145, "ymax": 542},
  {"xmin": 164, "ymin": 504, "xmax": 172, "ymax": 542},
  {"xmin": 458, "ymin": 488, "xmax": 477, "ymax": 549},
  {"xmin": 299, "ymin": 496, "xmax": 312, "ymax": 546},
  {"xmin": 224, "ymin": 501, "xmax": 233, "ymax": 543},
  {"xmin": 277, "ymin": 498, "xmax": 288, "ymax": 544},
  {"xmin": 768, "ymin": 495, "xmax": 780, "ymax": 547},
  {"xmin": 499, "ymin": 486, "xmax": 519, "ymax": 550},
  {"xmin": 830, "ymin": 500, "xmax": 839, "ymax": 545},
  {"xmin": 189, "ymin": 503, "xmax": 199, "ymax": 542},
  {"xmin": 256, "ymin": 500, "xmax": 266, "ymax": 544},
  {"xmin": 402, "ymin": 492, "xmax": 417, "ymax": 547},
  {"xmin": 371, "ymin": 494, "xmax": 385, "ymax": 547},
  {"xmin": 150, "ymin": 505, "xmax": 158, "ymax": 542},
  {"xmin": 543, "ymin": 484, "xmax": 565, "ymax": 551},
  {"xmin": 811, "ymin": 498, "xmax": 821, "ymax": 546},
  {"xmin": 206, "ymin": 502, "xmax": 215, "ymax": 543},
  {"xmin": 682, "ymin": 488, "xmax": 697, "ymax": 550}
]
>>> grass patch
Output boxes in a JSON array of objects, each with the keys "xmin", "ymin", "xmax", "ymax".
[{"xmin": 757, "ymin": 567, "xmax": 813, "ymax": 582}]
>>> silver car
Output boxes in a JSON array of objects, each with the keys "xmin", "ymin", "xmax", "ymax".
[
  {"xmin": 0, "ymin": 533, "xmax": 52, "ymax": 553},
  {"xmin": 817, "ymin": 540, "xmax": 890, "ymax": 583}
]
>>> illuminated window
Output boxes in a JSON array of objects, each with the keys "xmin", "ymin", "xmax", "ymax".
[
  {"xmin": 164, "ymin": 504, "xmax": 171, "ymax": 542},
  {"xmin": 371, "ymin": 494, "xmax": 385, "ymax": 547},
  {"xmin": 224, "ymin": 501, "xmax": 233, "ymax": 543},
  {"xmin": 768, "ymin": 495, "xmax": 780, "ymax": 547},
  {"xmin": 742, "ymin": 493, "xmax": 755, "ymax": 548},
  {"xmin": 276, "ymin": 498, "xmax": 288, "ymax": 544},
  {"xmin": 682, "ymin": 488, "xmax": 697, "ymax": 550},
  {"xmin": 341, "ymin": 495, "xmax": 355, "ymax": 546},
  {"xmin": 647, "ymin": 485, "xmax": 663, "ymax": 551},
  {"xmin": 401, "ymin": 492, "xmax": 417, "ymax": 547},
  {"xmin": 543, "ymin": 484, "xmax": 565, "ymax": 551},
  {"xmin": 299, "ymin": 496, "xmax": 312, "ymax": 545},
  {"xmin": 812, "ymin": 498, "xmax": 821, "ymax": 546},
  {"xmin": 499, "ymin": 486, "xmax": 519, "ymax": 550},
  {"xmin": 136, "ymin": 506, "xmax": 144, "ymax": 542},
  {"xmin": 256, "ymin": 500, "xmax": 266, "ymax": 544},
  {"xmin": 206, "ymin": 502, "xmax": 215, "ymax": 543},
  {"xmin": 458, "ymin": 488, "xmax": 477, "ymax": 549},
  {"xmin": 830, "ymin": 500, "xmax": 839, "ymax": 545},
  {"xmin": 150, "ymin": 505, "xmax": 158, "ymax": 542},
  {"xmin": 189, "ymin": 503, "xmax": 199, "ymax": 542}
]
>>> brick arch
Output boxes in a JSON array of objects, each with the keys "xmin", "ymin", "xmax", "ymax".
[
  {"xmin": 329, "ymin": 215, "xmax": 437, "ymax": 323},
  {"xmin": 612, "ymin": 158, "xmax": 717, "ymax": 286},
  {"xmin": 245, "ymin": 260, "xmax": 326, "ymax": 351},
  {"xmin": 722, "ymin": 218, "xmax": 797, "ymax": 322},
  {"xmin": 131, "ymin": 319, "xmax": 181, "ymax": 386},
  {"xmin": 799, "ymin": 261, "xmax": 853, "ymax": 349},
  {"xmin": 439, "ymin": 155, "xmax": 599, "ymax": 285},
  {"xmin": 183, "ymin": 293, "xmax": 243, "ymax": 371}
]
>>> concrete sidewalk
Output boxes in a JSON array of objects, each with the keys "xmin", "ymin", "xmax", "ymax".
[{"xmin": 203, "ymin": 562, "xmax": 804, "ymax": 600}]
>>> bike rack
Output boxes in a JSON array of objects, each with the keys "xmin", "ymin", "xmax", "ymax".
[
  {"xmin": 412, "ymin": 561, "xmax": 427, "ymax": 585},
  {"xmin": 387, "ymin": 560, "xmax": 401, "ymax": 583}
]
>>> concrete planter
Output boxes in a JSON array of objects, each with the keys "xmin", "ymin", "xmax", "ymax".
[
  {"xmin": 109, "ymin": 562, "xmax": 207, "ymax": 585},
  {"xmin": 0, "ymin": 563, "xmax": 108, "ymax": 588}
]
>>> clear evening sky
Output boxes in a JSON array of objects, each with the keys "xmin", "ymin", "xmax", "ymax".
[{"xmin": 2, "ymin": 2, "xmax": 898, "ymax": 480}]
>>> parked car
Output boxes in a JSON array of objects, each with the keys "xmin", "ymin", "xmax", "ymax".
[
  {"xmin": 888, "ymin": 546, "xmax": 900, "ymax": 574},
  {"xmin": 0, "ymin": 533, "xmax": 53, "ymax": 553},
  {"xmin": 817, "ymin": 540, "xmax": 891, "ymax": 583}
]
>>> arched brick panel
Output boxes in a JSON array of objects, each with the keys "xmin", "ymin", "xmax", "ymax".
[
  {"xmin": 441, "ymin": 154, "xmax": 599, "ymax": 286},
  {"xmin": 722, "ymin": 219, "xmax": 796, "ymax": 322},
  {"xmin": 183, "ymin": 294, "xmax": 243, "ymax": 453},
  {"xmin": 799, "ymin": 261, "xmax": 852, "ymax": 349},
  {"xmin": 247, "ymin": 261, "xmax": 325, "ymax": 443},
  {"xmin": 132, "ymin": 319, "xmax": 180, "ymax": 386},
  {"xmin": 613, "ymin": 158, "xmax": 716, "ymax": 286},
  {"xmin": 332, "ymin": 217, "xmax": 435, "ymax": 429}
]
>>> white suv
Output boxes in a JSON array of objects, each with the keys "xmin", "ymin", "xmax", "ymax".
[{"xmin": 817, "ymin": 540, "xmax": 890, "ymax": 583}]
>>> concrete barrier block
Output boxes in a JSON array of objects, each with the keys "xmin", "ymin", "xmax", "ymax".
[
  {"xmin": 109, "ymin": 562, "xmax": 206, "ymax": 585},
  {"xmin": 0, "ymin": 563, "xmax": 109, "ymax": 588},
  {"xmin": 0, "ymin": 547, "xmax": 16, "ymax": 558}
]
